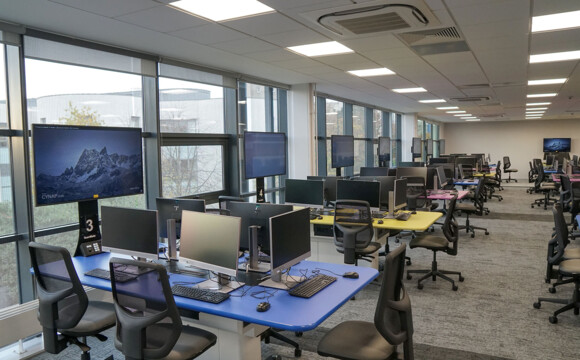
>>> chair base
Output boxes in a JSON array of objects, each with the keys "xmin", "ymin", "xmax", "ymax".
[
  {"xmin": 531, "ymin": 192, "xmax": 557, "ymax": 210},
  {"xmin": 262, "ymin": 329, "xmax": 302, "ymax": 358},
  {"xmin": 457, "ymin": 214, "xmax": 489, "ymax": 238},
  {"xmin": 406, "ymin": 253, "xmax": 464, "ymax": 291},
  {"xmin": 534, "ymin": 281, "xmax": 580, "ymax": 324}
]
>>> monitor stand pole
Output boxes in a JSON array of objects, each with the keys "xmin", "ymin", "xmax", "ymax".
[
  {"xmin": 243, "ymin": 225, "xmax": 269, "ymax": 273},
  {"xmin": 166, "ymin": 218, "xmax": 178, "ymax": 261},
  {"xmin": 336, "ymin": 167, "xmax": 342, "ymax": 177},
  {"xmin": 75, "ymin": 199, "xmax": 101, "ymax": 257},
  {"xmin": 256, "ymin": 177, "xmax": 265, "ymax": 203}
]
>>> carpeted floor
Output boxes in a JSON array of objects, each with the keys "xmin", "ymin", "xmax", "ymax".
[{"xmin": 26, "ymin": 182, "xmax": 580, "ymax": 360}]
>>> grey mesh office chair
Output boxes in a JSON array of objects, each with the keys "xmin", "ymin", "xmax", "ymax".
[
  {"xmin": 110, "ymin": 257, "xmax": 217, "ymax": 359},
  {"xmin": 455, "ymin": 177, "xmax": 489, "ymax": 238},
  {"xmin": 28, "ymin": 242, "xmax": 116, "ymax": 360},
  {"xmin": 531, "ymin": 163, "xmax": 558, "ymax": 210},
  {"xmin": 333, "ymin": 200, "xmax": 381, "ymax": 265},
  {"xmin": 502, "ymin": 156, "xmax": 518, "ymax": 182},
  {"xmin": 318, "ymin": 244, "xmax": 414, "ymax": 360},
  {"xmin": 407, "ymin": 196, "xmax": 464, "ymax": 291}
]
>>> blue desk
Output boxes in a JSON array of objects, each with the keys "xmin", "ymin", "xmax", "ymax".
[
  {"xmin": 454, "ymin": 179, "xmax": 478, "ymax": 186},
  {"xmin": 56, "ymin": 253, "xmax": 378, "ymax": 360}
]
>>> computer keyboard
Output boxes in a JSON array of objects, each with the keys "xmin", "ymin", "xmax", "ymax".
[
  {"xmin": 372, "ymin": 211, "xmax": 386, "ymax": 219},
  {"xmin": 288, "ymin": 274, "xmax": 337, "ymax": 298},
  {"xmin": 85, "ymin": 268, "xmax": 137, "ymax": 283},
  {"xmin": 171, "ymin": 285, "xmax": 230, "ymax": 304},
  {"xmin": 395, "ymin": 212, "xmax": 411, "ymax": 221}
]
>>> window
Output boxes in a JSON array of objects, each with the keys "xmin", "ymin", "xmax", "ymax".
[
  {"xmin": 353, "ymin": 105, "xmax": 366, "ymax": 173},
  {"xmin": 325, "ymin": 99, "xmax": 344, "ymax": 175}
]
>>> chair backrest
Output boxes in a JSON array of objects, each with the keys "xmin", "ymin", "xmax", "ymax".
[
  {"xmin": 28, "ymin": 242, "xmax": 88, "ymax": 354},
  {"xmin": 402, "ymin": 176, "xmax": 428, "ymax": 210},
  {"xmin": 546, "ymin": 155, "xmax": 554, "ymax": 166},
  {"xmin": 442, "ymin": 196, "xmax": 459, "ymax": 255},
  {"xmin": 559, "ymin": 175, "xmax": 571, "ymax": 208},
  {"xmin": 503, "ymin": 156, "xmax": 511, "ymax": 170},
  {"xmin": 473, "ymin": 177, "xmax": 487, "ymax": 212},
  {"xmin": 333, "ymin": 200, "xmax": 373, "ymax": 264},
  {"xmin": 374, "ymin": 244, "xmax": 413, "ymax": 358},
  {"xmin": 495, "ymin": 161, "xmax": 502, "ymax": 181},
  {"xmin": 110, "ymin": 258, "xmax": 182, "ymax": 359},
  {"xmin": 534, "ymin": 162, "xmax": 545, "ymax": 188},
  {"xmin": 548, "ymin": 203, "xmax": 570, "ymax": 265}
]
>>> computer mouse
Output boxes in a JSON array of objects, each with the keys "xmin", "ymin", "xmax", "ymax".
[
  {"xmin": 343, "ymin": 271, "xmax": 359, "ymax": 279},
  {"xmin": 317, "ymin": 215, "xmax": 323, "ymax": 220},
  {"xmin": 411, "ymin": 211, "xmax": 417, "ymax": 214},
  {"xmin": 256, "ymin": 302, "xmax": 270, "ymax": 312},
  {"xmin": 377, "ymin": 219, "xmax": 384, "ymax": 224}
]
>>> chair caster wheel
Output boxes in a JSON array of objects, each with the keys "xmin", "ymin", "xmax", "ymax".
[
  {"xmin": 471, "ymin": 234, "xmax": 475, "ymax": 238},
  {"xmin": 549, "ymin": 287, "xmax": 556, "ymax": 294},
  {"xmin": 459, "ymin": 276, "xmax": 465, "ymax": 282},
  {"xmin": 531, "ymin": 205, "xmax": 534, "ymax": 208},
  {"xmin": 549, "ymin": 316, "xmax": 558, "ymax": 324},
  {"xmin": 295, "ymin": 332, "xmax": 303, "ymax": 337},
  {"xmin": 295, "ymin": 349, "xmax": 302, "ymax": 357},
  {"xmin": 452, "ymin": 285, "xmax": 458, "ymax": 291},
  {"xmin": 533, "ymin": 302, "xmax": 541, "ymax": 309},
  {"xmin": 485, "ymin": 231, "xmax": 489, "ymax": 235},
  {"xmin": 574, "ymin": 308, "xmax": 579, "ymax": 315},
  {"xmin": 406, "ymin": 260, "xmax": 412, "ymax": 266},
  {"xmin": 407, "ymin": 274, "xmax": 412, "ymax": 280},
  {"xmin": 417, "ymin": 283, "xmax": 423, "ymax": 290}
]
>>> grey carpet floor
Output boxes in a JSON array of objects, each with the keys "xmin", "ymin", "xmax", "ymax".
[{"xmin": 26, "ymin": 184, "xmax": 580, "ymax": 360}]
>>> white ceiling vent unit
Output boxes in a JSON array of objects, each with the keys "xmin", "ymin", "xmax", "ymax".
[
  {"xmin": 450, "ymin": 96, "xmax": 491, "ymax": 103},
  {"xmin": 301, "ymin": 0, "xmax": 440, "ymax": 37}
]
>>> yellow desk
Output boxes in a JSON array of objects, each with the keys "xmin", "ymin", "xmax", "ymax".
[
  {"xmin": 473, "ymin": 172, "xmax": 496, "ymax": 177},
  {"xmin": 309, "ymin": 211, "xmax": 442, "ymax": 269}
]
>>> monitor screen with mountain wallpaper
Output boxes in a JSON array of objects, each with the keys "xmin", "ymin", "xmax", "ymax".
[{"xmin": 32, "ymin": 124, "xmax": 144, "ymax": 206}]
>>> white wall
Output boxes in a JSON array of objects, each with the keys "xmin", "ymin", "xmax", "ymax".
[
  {"xmin": 287, "ymin": 83, "xmax": 315, "ymax": 178},
  {"xmin": 444, "ymin": 118, "xmax": 580, "ymax": 178}
]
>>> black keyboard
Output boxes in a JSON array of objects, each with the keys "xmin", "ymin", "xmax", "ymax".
[
  {"xmin": 395, "ymin": 212, "xmax": 411, "ymax": 221},
  {"xmin": 289, "ymin": 274, "xmax": 337, "ymax": 298},
  {"xmin": 171, "ymin": 285, "xmax": 230, "ymax": 304},
  {"xmin": 85, "ymin": 268, "xmax": 137, "ymax": 283},
  {"xmin": 372, "ymin": 211, "xmax": 385, "ymax": 219}
]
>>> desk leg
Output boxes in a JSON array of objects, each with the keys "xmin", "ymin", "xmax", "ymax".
[{"xmin": 183, "ymin": 313, "xmax": 268, "ymax": 360}]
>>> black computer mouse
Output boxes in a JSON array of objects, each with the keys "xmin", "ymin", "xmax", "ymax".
[
  {"xmin": 318, "ymin": 215, "xmax": 323, "ymax": 220},
  {"xmin": 411, "ymin": 211, "xmax": 417, "ymax": 214},
  {"xmin": 377, "ymin": 219, "xmax": 384, "ymax": 224},
  {"xmin": 257, "ymin": 302, "xmax": 270, "ymax": 312},
  {"xmin": 343, "ymin": 271, "xmax": 359, "ymax": 279}
]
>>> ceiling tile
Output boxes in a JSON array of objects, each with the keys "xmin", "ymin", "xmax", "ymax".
[
  {"xmin": 209, "ymin": 37, "xmax": 279, "ymax": 55},
  {"xmin": 243, "ymin": 48, "xmax": 304, "ymax": 62},
  {"xmin": 49, "ymin": 0, "xmax": 159, "ymax": 17},
  {"xmin": 530, "ymin": 28, "xmax": 580, "ymax": 54},
  {"xmin": 170, "ymin": 23, "xmax": 247, "ymax": 45},
  {"xmin": 269, "ymin": 57, "xmax": 323, "ymax": 70},
  {"xmin": 260, "ymin": 29, "xmax": 330, "ymax": 47},
  {"xmin": 116, "ymin": 5, "xmax": 209, "ymax": 33},
  {"xmin": 222, "ymin": 12, "xmax": 304, "ymax": 37},
  {"xmin": 448, "ymin": 0, "xmax": 529, "ymax": 26},
  {"xmin": 424, "ymin": 52, "xmax": 488, "ymax": 86}
]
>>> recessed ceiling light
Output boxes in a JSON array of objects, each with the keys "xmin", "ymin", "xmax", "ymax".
[
  {"xmin": 437, "ymin": 106, "xmax": 459, "ymax": 110},
  {"xmin": 527, "ymin": 102, "xmax": 551, "ymax": 106},
  {"xmin": 392, "ymin": 87, "xmax": 427, "ymax": 93},
  {"xmin": 465, "ymin": 119, "xmax": 481, "ymax": 122},
  {"xmin": 532, "ymin": 10, "xmax": 580, "ymax": 33},
  {"xmin": 526, "ymin": 111, "xmax": 545, "ymax": 114},
  {"xmin": 528, "ymin": 78, "xmax": 567, "ymax": 86},
  {"xmin": 419, "ymin": 99, "xmax": 446, "ymax": 103},
  {"xmin": 526, "ymin": 116, "xmax": 542, "ymax": 119},
  {"xmin": 170, "ymin": 0, "xmax": 274, "ymax": 21},
  {"xmin": 454, "ymin": 114, "xmax": 471, "ymax": 117},
  {"xmin": 526, "ymin": 107, "xmax": 548, "ymax": 111},
  {"xmin": 527, "ymin": 93, "xmax": 557, "ymax": 98},
  {"xmin": 348, "ymin": 68, "xmax": 395, "ymax": 77},
  {"xmin": 461, "ymin": 116, "xmax": 477, "ymax": 119},
  {"xmin": 530, "ymin": 50, "xmax": 580, "ymax": 63},
  {"xmin": 446, "ymin": 110, "xmax": 466, "ymax": 114},
  {"xmin": 287, "ymin": 41, "xmax": 353, "ymax": 57}
]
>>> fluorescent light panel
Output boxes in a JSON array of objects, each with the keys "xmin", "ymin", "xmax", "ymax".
[
  {"xmin": 288, "ymin": 41, "xmax": 353, "ymax": 57},
  {"xmin": 527, "ymin": 102, "xmax": 551, "ymax": 106},
  {"xmin": 527, "ymin": 93, "xmax": 557, "ymax": 98},
  {"xmin": 437, "ymin": 106, "xmax": 458, "ymax": 110},
  {"xmin": 348, "ymin": 68, "xmax": 395, "ymax": 77},
  {"xmin": 461, "ymin": 116, "xmax": 477, "ymax": 119},
  {"xmin": 392, "ymin": 87, "xmax": 427, "ymax": 93},
  {"xmin": 530, "ymin": 50, "xmax": 580, "ymax": 63},
  {"xmin": 532, "ymin": 10, "xmax": 580, "ymax": 33},
  {"xmin": 526, "ymin": 111, "xmax": 545, "ymax": 114},
  {"xmin": 446, "ymin": 110, "xmax": 466, "ymax": 114},
  {"xmin": 465, "ymin": 119, "xmax": 481, "ymax": 122},
  {"xmin": 454, "ymin": 114, "xmax": 471, "ymax": 117},
  {"xmin": 526, "ymin": 107, "xmax": 547, "ymax": 111},
  {"xmin": 419, "ymin": 99, "xmax": 446, "ymax": 103},
  {"xmin": 528, "ymin": 78, "xmax": 567, "ymax": 85},
  {"xmin": 170, "ymin": 0, "xmax": 274, "ymax": 21}
]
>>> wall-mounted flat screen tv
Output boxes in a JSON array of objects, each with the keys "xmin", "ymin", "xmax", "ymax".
[
  {"xmin": 32, "ymin": 124, "xmax": 144, "ymax": 206},
  {"xmin": 331, "ymin": 135, "xmax": 354, "ymax": 168},
  {"xmin": 244, "ymin": 131, "xmax": 287, "ymax": 179},
  {"xmin": 543, "ymin": 138, "xmax": 571, "ymax": 153}
]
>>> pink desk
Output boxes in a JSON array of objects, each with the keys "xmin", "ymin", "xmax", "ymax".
[
  {"xmin": 426, "ymin": 190, "xmax": 469, "ymax": 200},
  {"xmin": 552, "ymin": 174, "xmax": 580, "ymax": 182}
]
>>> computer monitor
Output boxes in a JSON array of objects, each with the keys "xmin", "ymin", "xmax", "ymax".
[
  {"xmin": 386, "ymin": 178, "xmax": 407, "ymax": 218},
  {"xmin": 360, "ymin": 166, "xmax": 389, "ymax": 176},
  {"xmin": 228, "ymin": 202, "xmax": 293, "ymax": 272},
  {"xmin": 455, "ymin": 156, "xmax": 477, "ymax": 170},
  {"xmin": 435, "ymin": 166, "xmax": 452, "ymax": 189},
  {"xmin": 244, "ymin": 131, "xmax": 287, "ymax": 202},
  {"xmin": 543, "ymin": 138, "xmax": 571, "ymax": 153},
  {"xmin": 260, "ymin": 208, "xmax": 311, "ymax": 289},
  {"xmin": 426, "ymin": 139, "xmax": 433, "ymax": 155},
  {"xmin": 322, "ymin": 176, "xmax": 344, "ymax": 206},
  {"xmin": 101, "ymin": 206, "xmax": 159, "ymax": 271},
  {"xmin": 331, "ymin": 135, "xmax": 354, "ymax": 175},
  {"xmin": 284, "ymin": 179, "xmax": 324, "ymax": 208},
  {"xmin": 429, "ymin": 157, "xmax": 450, "ymax": 165},
  {"xmin": 411, "ymin": 137, "xmax": 421, "ymax": 157},
  {"xmin": 356, "ymin": 176, "xmax": 395, "ymax": 211},
  {"xmin": 573, "ymin": 155, "xmax": 578, "ymax": 166},
  {"xmin": 396, "ymin": 167, "xmax": 427, "ymax": 184},
  {"xmin": 426, "ymin": 166, "xmax": 437, "ymax": 190},
  {"xmin": 179, "ymin": 210, "xmax": 242, "ymax": 292},
  {"xmin": 378, "ymin": 136, "xmax": 390, "ymax": 164},
  {"xmin": 336, "ymin": 179, "xmax": 381, "ymax": 211},
  {"xmin": 156, "ymin": 197, "xmax": 205, "ymax": 260},
  {"xmin": 438, "ymin": 139, "xmax": 445, "ymax": 154}
]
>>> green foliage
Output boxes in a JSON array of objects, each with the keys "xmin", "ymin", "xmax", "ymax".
[{"xmin": 59, "ymin": 101, "xmax": 103, "ymax": 126}]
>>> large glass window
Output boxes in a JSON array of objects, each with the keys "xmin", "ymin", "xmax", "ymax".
[
  {"xmin": 325, "ymin": 99, "xmax": 344, "ymax": 175},
  {"xmin": 25, "ymin": 59, "xmax": 146, "ymax": 237},
  {"xmin": 353, "ymin": 105, "xmax": 366, "ymax": 173}
]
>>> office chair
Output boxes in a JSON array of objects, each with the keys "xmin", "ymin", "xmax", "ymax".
[
  {"xmin": 485, "ymin": 161, "xmax": 503, "ymax": 201},
  {"xmin": 407, "ymin": 196, "xmax": 464, "ymax": 291},
  {"xmin": 333, "ymin": 200, "xmax": 382, "ymax": 265},
  {"xmin": 502, "ymin": 156, "xmax": 518, "ymax": 182},
  {"xmin": 403, "ymin": 176, "xmax": 438, "ymax": 212},
  {"xmin": 28, "ymin": 242, "xmax": 116, "ymax": 360},
  {"xmin": 531, "ymin": 163, "xmax": 558, "ymax": 210},
  {"xmin": 534, "ymin": 204, "xmax": 580, "ymax": 324},
  {"xmin": 455, "ymin": 177, "xmax": 490, "ymax": 238},
  {"xmin": 109, "ymin": 257, "xmax": 217, "ymax": 359},
  {"xmin": 528, "ymin": 161, "xmax": 537, "ymax": 184},
  {"xmin": 317, "ymin": 244, "xmax": 413, "ymax": 360}
]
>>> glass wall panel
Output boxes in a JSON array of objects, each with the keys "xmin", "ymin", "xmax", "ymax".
[
  {"xmin": 161, "ymin": 145, "xmax": 224, "ymax": 198},
  {"xmin": 25, "ymin": 59, "xmax": 146, "ymax": 229},
  {"xmin": 0, "ymin": 44, "xmax": 14, "ymax": 236},
  {"xmin": 353, "ymin": 105, "xmax": 366, "ymax": 173},
  {"xmin": 158, "ymin": 77, "xmax": 224, "ymax": 133},
  {"xmin": 0, "ymin": 242, "xmax": 18, "ymax": 308},
  {"xmin": 326, "ymin": 99, "xmax": 344, "ymax": 175}
]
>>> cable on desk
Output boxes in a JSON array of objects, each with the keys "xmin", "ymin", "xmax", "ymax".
[
  {"xmin": 312, "ymin": 267, "xmax": 343, "ymax": 277},
  {"xmin": 250, "ymin": 288, "xmax": 279, "ymax": 303}
]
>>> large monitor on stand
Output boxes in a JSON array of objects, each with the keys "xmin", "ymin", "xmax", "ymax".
[
  {"xmin": 101, "ymin": 206, "xmax": 158, "ymax": 274},
  {"xmin": 260, "ymin": 208, "xmax": 311, "ymax": 289},
  {"xmin": 228, "ymin": 202, "xmax": 293, "ymax": 272},
  {"xmin": 243, "ymin": 131, "xmax": 287, "ymax": 203},
  {"xmin": 331, "ymin": 135, "xmax": 354, "ymax": 176},
  {"xmin": 378, "ymin": 136, "xmax": 391, "ymax": 167},
  {"xmin": 31, "ymin": 124, "xmax": 144, "ymax": 257},
  {"xmin": 179, "ymin": 211, "xmax": 243, "ymax": 293},
  {"xmin": 156, "ymin": 197, "xmax": 206, "ymax": 260},
  {"xmin": 411, "ymin": 137, "xmax": 422, "ymax": 160}
]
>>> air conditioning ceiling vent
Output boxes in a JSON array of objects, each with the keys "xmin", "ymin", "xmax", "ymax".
[{"xmin": 450, "ymin": 96, "xmax": 491, "ymax": 102}]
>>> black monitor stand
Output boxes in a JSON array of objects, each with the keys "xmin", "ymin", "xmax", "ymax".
[
  {"xmin": 75, "ymin": 199, "xmax": 102, "ymax": 257},
  {"xmin": 242, "ymin": 225, "xmax": 269, "ymax": 273},
  {"xmin": 256, "ymin": 177, "xmax": 265, "ymax": 203},
  {"xmin": 379, "ymin": 154, "xmax": 390, "ymax": 168},
  {"xmin": 336, "ymin": 167, "xmax": 342, "ymax": 177}
]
